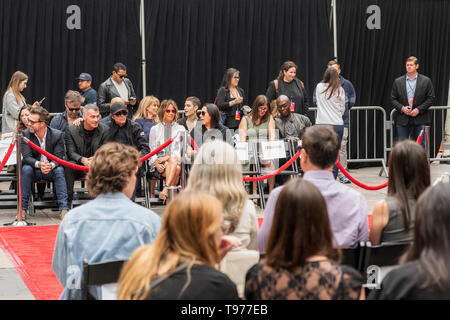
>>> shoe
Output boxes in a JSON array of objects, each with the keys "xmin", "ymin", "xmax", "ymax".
[
  {"xmin": 339, "ymin": 176, "xmax": 351, "ymax": 184},
  {"xmin": 15, "ymin": 209, "xmax": 28, "ymax": 221},
  {"xmin": 60, "ymin": 209, "xmax": 69, "ymax": 220},
  {"xmin": 158, "ymin": 188, "xmax": 168, "ymax": 204}
]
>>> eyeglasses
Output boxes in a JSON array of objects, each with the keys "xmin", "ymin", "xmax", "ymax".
[
  {"xmin": 258, "ymin": 105, "xmax": 268, "ymax": 112},
  {"xmin": 114, "ymin": 110, "xmax": 128, "ymax": 117},
  {"xmin": 165, "ymin": 109, "xmax": 177, "ymax": 114},
  {"xmin": 277, "ymin": 103, "xmax": 290, "ymax": 110},
  {"xmin": 68, "ymin": 108, "xmax": 81, "ymax": 112},
  {"xmin": 28, "ymin": 118, "xmax": 43, "ymax": 125}
]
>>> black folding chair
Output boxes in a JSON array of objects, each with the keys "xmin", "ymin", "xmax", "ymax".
[
  {"xmin": 81, "ymin": 259, "xmax": 127, "ymax": 300},
  {"xmin": 239, "ymin": 141, "xmax": 265, "ymax": 208},
  {"xmin": 334, "ymin": 242, "xmax": 366, "ymax": 273}
]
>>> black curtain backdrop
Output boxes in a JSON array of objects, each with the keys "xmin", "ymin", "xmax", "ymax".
[
  {"xmin": 144, "ymin": 0, "xmax": 333, "ymax": 113},
  {"xmin": 0, "ymin": 0, "xmax": 142, "ymax": 113},
  {"xmin": 337, "ymin": 0, "xmax": 450, "ymax": 161}
]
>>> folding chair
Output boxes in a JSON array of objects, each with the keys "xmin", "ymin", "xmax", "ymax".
[
  {"xmin": 81, "ymin": 259, "xmax": 127, "ymax": 300},
  {"xmin": 333, "ymin": 242, "xmax": 366, "ymax": 273},
  {"xmin": 238, "ymin": 141, "xmax": 265, "ymax": 208}
]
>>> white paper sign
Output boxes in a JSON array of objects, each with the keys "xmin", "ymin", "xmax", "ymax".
[
  {"xmin": 235, "ymin": 142, "xmax": 249, "ymax": 161},
  {"xmin": 260, "ymin": 140, "xmax": 285, "ymax": 160}
]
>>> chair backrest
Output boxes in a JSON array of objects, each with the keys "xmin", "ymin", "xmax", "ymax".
[
  {"xmin": 333, "ymin": 242, "xmax": 366, "ymax": 273},
  {"xmin": 81, "ymin": 259, "xmax": 126, "ymax": 300},
  {"xmin": 363, "ymin": 241, "xmax": 411, "ymax": 271}
]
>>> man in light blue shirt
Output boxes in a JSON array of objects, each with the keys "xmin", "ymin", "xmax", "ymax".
[
  {"xmin": 52, "ymin": 142, "xmax": 161, "ymax": 300},
  {"xmin": 258, "ymin": 125, "xmax": 368, "ymax": 252}
]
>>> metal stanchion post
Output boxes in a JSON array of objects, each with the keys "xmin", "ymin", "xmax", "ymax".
[{"xmin": 424, "ymin": 126, "xmax": 431, "ymax": 159}]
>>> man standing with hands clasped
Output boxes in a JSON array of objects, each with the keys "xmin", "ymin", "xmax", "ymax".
[{"xmin": 391, "ymin": 56, "xmax": 435, "ymax": 144}]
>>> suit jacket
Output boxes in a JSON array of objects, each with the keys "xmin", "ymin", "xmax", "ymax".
[
  {"xmin": 22, "ymin": 126, "xmax": 65, "ymax": 168},
  {"xmin": 97, "ymin": 77, "xmax": 137, "ymax": 118},
  {"xmin": 391, "ymin": 74, "xmax": 435, "ymax": 126},
  {"xmin": 65, "ymin": 122, "xmax": 109, "ymax": 164}
]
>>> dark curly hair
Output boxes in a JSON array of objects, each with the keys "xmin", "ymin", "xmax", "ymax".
[{"xmin": 86, "ymin": 142, "xmax": 140, "ymax": 197}]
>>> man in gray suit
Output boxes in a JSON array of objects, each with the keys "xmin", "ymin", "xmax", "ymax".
[
  {"xmin": 97, "ymin": 62, "xmax": 137, "ymax": 118},
  {"xmin": 391, "ymin": 56, "xmax": 435, "ymax": 143}
]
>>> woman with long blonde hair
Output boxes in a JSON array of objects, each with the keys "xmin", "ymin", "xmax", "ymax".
[
  {"xmin": 132, "ymin": 95, "xmax": 159, "ymax": 140},
  {"xmin": 117, "ymin": 191, "xmax": 240, "ymax": 300}
]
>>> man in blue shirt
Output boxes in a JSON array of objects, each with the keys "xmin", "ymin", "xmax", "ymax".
[
  {"xmin": 49, "ymin": 90, "xmax": 83, "ymax": 133},
  {"xmin": 76, "ymin": 73, "xmax": 97, "ymax": 106},
  {"xmin": 52, "ymin": 142, "xmax": 161, "ymax": 300}
]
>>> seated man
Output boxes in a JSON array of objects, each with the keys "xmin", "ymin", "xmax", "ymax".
[
  {"xmin": 52, "ymin": 142, "xmax": 161, "ymax": 300},
  {"xmin": 50, "ymin": 90, "xmax": 83, "ymax": 133},
  {"xmin": 64, "ymin": 104, "xmax": 109, "ymax": 209},
  {"xmin": 258, "ymin": 125, "xmax": 368, "ymax": 252},
  {"xmin": 21, "ymin": 106, "xmax": 69, "ymax": 219},
  {"xmin": 106, "ymin": 101, "xmax": 149, "ymax": 157},
  {"xmin": 99, "ymin": 97, "xmax": 122, "ymax": 124},
  {"xmin": 275, "ymin": 95, "xmax": 312, "ymax": 140}
]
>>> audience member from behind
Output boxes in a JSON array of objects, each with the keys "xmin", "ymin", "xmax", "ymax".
[
  {"xmin": 50, "ymin": 90, "xmax": 83, "ymax": 133},
  {"xmin": 258, "ymin": 125, "xmax": 368, "ymax": 252},
  {"xmin": 186, "ymin": 141, "xmax": 259, "ymax": 295},
  {"xmin": 369, "ymin": 183, "xmax": 450, "ymax": 300},
  {"xmin": 369, "ymin": 140, "xmax": 430, "ymax": 245},
  {"xmin": 117, "ymin": 191, "xmax": 241, "ymax": 300},
  {"xmin": 132, "ymin": 95, "xmax": 160, "ymax": 140},
  {"xmin": 64, "ymin": 104, "xmax": 109, "ymax": 210},
  {"xmin": 52, "ymin": 142, "xmax": 161, "ymax": 300},
  {"xmin": 21, "ymin": 106, "xmax": 69, "ymax": 220},
  {"xmin": 246, "ymin": 179, "xmax": 364, "ymax": 300}
]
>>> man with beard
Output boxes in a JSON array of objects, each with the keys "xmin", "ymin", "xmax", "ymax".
[{"xmin": 50, "ymin": 90, "xmax": 83, "ymax": 133}]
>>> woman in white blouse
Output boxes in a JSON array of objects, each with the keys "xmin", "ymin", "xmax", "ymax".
[
  {"xmin": 315, "ymin": 67, "xmax": 346, "ymax": 178},
  {"xmin": 148, "ymin": 99, "xmax": 186, "ymax": 201}
]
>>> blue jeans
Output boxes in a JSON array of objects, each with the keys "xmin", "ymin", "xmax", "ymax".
[
  {"xmin": 396, "ymin": 124, "xmax": 426, "ymax": 147},
  {"xmin": 21, "ymin": 164, "xmax": 68, "ymax": 210}
]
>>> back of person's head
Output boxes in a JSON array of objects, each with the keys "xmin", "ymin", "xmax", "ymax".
[
  {"xmin": 401, "ymin": 183, "xmax": 450, "ymax": 290},
  {"xmin": 266, "ymin": 178, "xmax": 335, "ymax": 269},
  {"xmin": 204, "ymin": 103, "xmax": 220, "ymax": 129},
  {"xmin": 86, "ymin": 142, "xmax": 140, "ymax": 197},
  {"xmin": 322, "ymin": 67, "xmax": 341, "ymax": 99},
  {"xmin": 133, "ymin": 95, "xmax": 160, "ymax": 121},
  {"xmin": 388, "ymin": 140, "xmax": 431, "ymax": 230},
  {"xmin": 187, "ymin": 140, "xmax": 247, "ymax": 234},
  {"xmin": 302, "ymin": 125, "xmax": 340, "ymax": 169},
  {"xmin": 117, "ymin": 191, "xmax": 223, "ymax": 300},
  {"xmin": 220, "ymin": 67, "xmax": 239, "ymax": 89},
  {"xmin": 29, "ymin": 105, "xmax": 51, "ymax": 125}
]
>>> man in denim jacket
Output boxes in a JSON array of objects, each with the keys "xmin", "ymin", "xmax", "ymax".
[{"xmin": 52, "ymin": 142, "xmax": 161, "ymax": 300}]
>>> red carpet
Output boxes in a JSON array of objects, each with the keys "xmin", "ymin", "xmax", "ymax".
[{"xmin": 0, "ymin": 225, "xmax": 62, "ymax": 300}]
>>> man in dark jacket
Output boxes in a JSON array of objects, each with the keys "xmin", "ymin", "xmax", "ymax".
[
  {"xmin": 97, "ymin": 62, "xmax": 137, "ymax": 118},
  {"xmin": 391, "ymin": 56, "xmax": 435, "ymax": 143},
  {"xmin": 21, "ymin": 106, "xmax": 69, "ymax": 219},
  {"xmin": 65, "ymin": 104, "xmax": 109, "ymax": 208}
]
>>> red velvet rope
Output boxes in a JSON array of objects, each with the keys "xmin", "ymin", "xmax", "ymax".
[
  {"xmin": 243, "ymin": 151, "xmax": 301, "ymax": 182},
  {"xmin": 24, "ymin": 134, "xmax": 177, "ymax": 172},
  {"xmin": 335, "ymin": 161, "xmax": 388, "ymax": 190},
  {"xmin": 0, "ymin": 141, "xmax": 16, "ymax": 172}
]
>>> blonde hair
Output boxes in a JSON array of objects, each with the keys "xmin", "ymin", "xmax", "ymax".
[
  {"xmin": 132, "ymin": 95, "xmax": 160, "ymax": 121},
  {"xmin": 117, "ymin": 191, "xmax": 223, "ymax": 300},
  {"xmin": 3, "ymin": 71, "xmax": 28, "ymax": 103},
  {"xmin": 86, "ymin": 142, "xmax": 140, "ymax": 197},
  {"xmin": 186, "ymin": 140, "xmax": 248, "ymax": 234}
]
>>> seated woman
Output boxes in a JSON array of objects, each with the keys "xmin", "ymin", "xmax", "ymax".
[
  {"xmin": 132, "ymin": 96, "xmax": 160, "ymax": 140},
  {"xmin": 191, "ymin": 103, "xmax": 230, "ymax": 150},
  {"xmin": 369, "ymin": 140, "xmax": 430, "ymax": 245},
  {"xmin": 117, "ymin": 191, "xmax": 241, "ymax": 300},
  {"xmin": 245, "ymin": 178, "xmax": 364, "ymax": 300},
  {"xmin": 148, "ymin": 99, "xmax": 186, "ymax": 201},
  {"xmin": 15, "ymin": 104, "xmax": 32, "ymax": 134},
  {"xmin": 238, "ymin": 94, "xmax": 276, "ymax": 199},
  {"xmin": 186, "ymin": 140, "xmax": 259, "ymax": 297},
  {"xmin": 369, "ymin": 183, "xmax": 450, "ymax": 300}
]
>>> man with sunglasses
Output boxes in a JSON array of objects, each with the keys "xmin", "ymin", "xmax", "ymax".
[
  {"xmin": 97, "ymin": 62, "xmax": 137, "ymax": 119},
  {"xmin": 50, "ymin": 90, "xmax": 83, "ymax": 133},
  {"xmin": 21, "ymin": 106, "xmax": 69, "ymax": 220}
]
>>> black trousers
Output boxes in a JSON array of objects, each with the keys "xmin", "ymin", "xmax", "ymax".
[{"xmin": 64, "ymin": 166, "xmax": 87, "ymax": 204}]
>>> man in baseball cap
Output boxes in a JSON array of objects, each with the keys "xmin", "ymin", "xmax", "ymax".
[{"xmin": 76, "ymin": 72, "xmax": 97, "ymax": 106}]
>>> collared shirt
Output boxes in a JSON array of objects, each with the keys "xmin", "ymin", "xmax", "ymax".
[
  {"xmin": 258, "ymin": 170, "xmax": 368, "ymax": 252},
  {"xmin": 52, "ymin": 192, "xmax": 161, "ymax": 300},
  {"xmin": 33, "ymin": 127, "xmax": 57, "ymax": 169},
  {"xmin": 275, "ymin": 113, "xmax": 312, "ymax": 139},
  {"xmin": 406, "ymin": 73, "xmax": 418, "ymax": 105}
]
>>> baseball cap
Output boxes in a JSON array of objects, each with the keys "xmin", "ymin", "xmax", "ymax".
[
  {"xmin": 110, "ymin": 102, "xmax": 127, "ymax": 115},
  {"xmin": 76, "ymin": 73, "xmax": 92, "ymax": 82}
]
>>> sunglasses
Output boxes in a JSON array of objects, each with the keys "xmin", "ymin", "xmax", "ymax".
[
  {"xmin": 118, "ymin": 74, "xmax": 127, "ymax": 79},
  {"xmin": 200, "ymin": 111, "xmax": 207, "ymax": 116},
  {"xmin": 165, "ymin": 109, "xmax": 177, "ymax": 114},
  {"xmin": 68, "ymin": 108, "xmax": 81, "ymax": 112},
  {"xmin": 114, "ymin": 110, "xmax": 128, "ymax": 117}
]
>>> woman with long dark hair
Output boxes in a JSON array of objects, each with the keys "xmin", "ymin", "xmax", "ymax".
[
  {"xmin": 369, "ymin": 140, "xmax": 430, "ymax": 245},
  {"xmin": 265, "ymin": 61, "xmax": 309, "ymax": 116},
  {"xmin": 369, "ymin": 183, "xmax": 450, "ymax": 299},
  {"xmin": 191, "ymin": 103, "xmax": 230, "ymax": 149},
  {"xmin": 215, "ymin": 68, "xmax": 246, "ymax": 129},
  {"xmin": 245, "ymin": 178, "xmax": 364, "ymax": 300}
]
